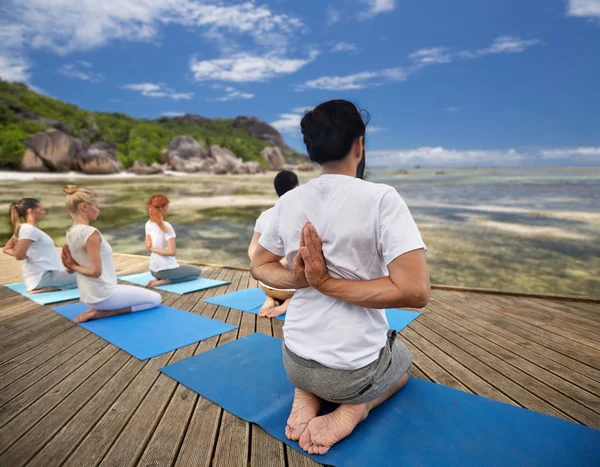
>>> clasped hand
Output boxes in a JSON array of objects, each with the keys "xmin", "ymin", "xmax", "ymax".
[{"xmin": 290, "ymin": 222, "xmax": 331, "ymax": 291}]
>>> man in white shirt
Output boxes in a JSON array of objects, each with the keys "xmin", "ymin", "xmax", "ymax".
[{"xmin": 248, "ymin": 170, "xmax": 299, "ymax": 317}]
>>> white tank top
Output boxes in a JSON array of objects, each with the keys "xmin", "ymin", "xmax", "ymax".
[{"xmin": 66, "ymin": 224, "xmax": 117, "ymax": 304}]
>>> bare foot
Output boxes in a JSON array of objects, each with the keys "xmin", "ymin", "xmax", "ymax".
[
  {"xmin": 74, "ymin": 309, "xmax": 103, "ymax": 323},
  {"xmin": 146, "ymin": 279, "xmax": 170, "ymax": 288},
  {"xmin": 285, "ymin": 389, "xmax": 321, "ymax": 441},
  {"xmin": 268, "ymin": 298, "xmax": 290, "ymax": 318},
  {"xmin": 27, "ymin": 286, "xmax": 60, "ymax": 294},
  {"xmin": 299, "ymin": 403, "xmax": 367, "ymax": 455},
  {"xmin": 258, "ymin": 297, "xmax": 277, "ymax": 317}
]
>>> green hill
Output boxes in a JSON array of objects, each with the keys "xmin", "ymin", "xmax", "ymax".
[{"xmin": 0, "ymin": 80, "xmax": 297, "ymax": 169}]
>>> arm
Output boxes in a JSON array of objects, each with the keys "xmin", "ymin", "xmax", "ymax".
[
  {"xmin": 250, "ymin": 244, "xmax": 308, "ymax": 290},
  {"xmin": 301, "ymin": 223, "xmax": 430, "ymax": 309},
  {"xmin": 62, "ymin": 233, "xmax": 103, "ymax": 278},
  {"xmin": 148, "ymin": 237, "xmax": 176, "ymax": 256},
  {"xmin": 248, "ymin": 232, "xmax": 261, "ymax": 260},
  {"xmin": 3, "ymin": 237, "xmax": 33, "ymax": 261}
]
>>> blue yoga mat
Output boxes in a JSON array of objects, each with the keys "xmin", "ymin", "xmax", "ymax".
[
  {"xmin": 118, "ymin": 271, "xmax": 230, "ymax": 294},
  {"xmin": 203, "ymin": 288, "xmax": 421, "ymax": 330},
  {"xmin": 6, "ymin": 282, "xmax": 80, "ymax": 305},
  {"xmin": 161, "ymin": 333, "xmax": 600, "ymax": 467},
  {"xmin": 51, "ymin": 302, "xmax": 238, "ymax": 360}
]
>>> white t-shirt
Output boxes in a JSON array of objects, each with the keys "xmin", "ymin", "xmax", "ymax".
[
  {"xmin": 17, "ymin": 224, "xmax": 63, "ymax": 291},
  {"xmin": 259, "ymin": 174, "xmax": 426, "ymax": 370},
  {"xmin": 254, "ymin": 207, "xmax": 275, "ymax": 234},
  {"xmin": 66, "ymin": 224, "xmax": 117, "ymax": 305},
  {"xmin": 145, "ymin": 221, "xmax": 178, "ymax": 272}
]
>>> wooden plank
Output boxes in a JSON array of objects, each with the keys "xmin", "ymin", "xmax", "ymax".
[
  {"xmin": 0, "ymin": 326, "xmax": 89, "ymax": 390},
  {"xmin": 0, "ymin": 342, "xmax": 117, "ymax": 454},
  {"xmin": 428, "ymin": 297, "xmax": 600, "ymax": 407},
  {"xmin": 173, "ymin": 269, "xmax": 248, "ymax": 467},
  {"xmin": 0, "ymin": 320, "xmax": 74, "ymax": 364},
  {"xmin": 25, "ymin": 354, "xmax": 145, "ymax": 467},
  {"xmin": 0, "ymin": 350, "xmax": 132, "ymax": 466},
  {"xmin": 134, "ymin": 269, "xmax": 240, "ymax": 467},
  {"xmin": 62, "ymin": 353, "xmax": 173, "ymax": 467},
  {"xmin": 98, "ymin": 268, "xmax": 237, "ymax": 467},
  {"xmin": 410, "ymin": 319, "xmax": 576, "ymax": 422},
  {"xmin": 0, "ymin": 311, "xmax": 63, "ymax": 347},
  {"xmin": 420, "ymin": 310, "xmax": 600, "ymax": 427},
  {"xmin": 0, "ymin": 334, "xmax": 101, "ymax": 415},
  {"xmin": 519, "ymin": 297, "xmax": 600, "ymax": 331},
  {"xmin": 435, "ymin": 290, "xmax": 600, "ymax": 371},
  {"xmin": 429, "ymin": 294, "xmax": 600, "ymax": 385}
]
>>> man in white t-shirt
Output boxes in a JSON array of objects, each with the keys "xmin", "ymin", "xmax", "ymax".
[
  {"xmin": 248, "ymin": 170, "xmax": 299, "ymax": 317},
  {"xmin": 250, "ymin": 100, "xmax": 430, "ymax": 455}
]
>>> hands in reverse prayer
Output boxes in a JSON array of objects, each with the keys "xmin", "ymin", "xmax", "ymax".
[{"xmin": 292, "ymin": 222, "xmax": 331, "ymax": 291}]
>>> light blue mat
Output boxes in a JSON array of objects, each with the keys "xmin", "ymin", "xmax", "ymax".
[
  {"xmin": 51, "ymin": 302, "xmax": 238, "ymax": 360},
  {"xmin": 6, "ymin": 282, "xmax": 80, "ymax": 305},
  {"xmin": 118, "ymin": 271, "xmax": 230, "ymax": 294},
  {"xmin": 203, "ymin": 288, "xmax": 421, "ymax": 330},
  {"xmin": 161, "ymin": 333, "xmax": 600, "ymax": 467}
]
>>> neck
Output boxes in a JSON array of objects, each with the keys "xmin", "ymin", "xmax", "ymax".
[
  {"xmin": 321, "ymin": 160, "xmax": 357, "ymax": 178},
  {"xmin": 72, "ymin": 213, "xmax": 89, "ymax": 226},
  {"xmin": 26, "ymin": 218, "xmax": 37, "ymax": 227}
]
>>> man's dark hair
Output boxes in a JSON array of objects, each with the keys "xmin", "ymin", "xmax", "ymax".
[{"xmin": 274, "ymin": 170, "xmax": 299, "ymax": 197}]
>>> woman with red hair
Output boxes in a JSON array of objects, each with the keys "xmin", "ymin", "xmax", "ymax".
[{"xmin": 145, "ymin": 195, "xmax": 201, "ymax": 288}]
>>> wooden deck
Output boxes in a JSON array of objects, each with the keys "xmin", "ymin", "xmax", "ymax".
[{"xmin": 0, "ymin": 252, "xmax": 599, "ymax": 466}]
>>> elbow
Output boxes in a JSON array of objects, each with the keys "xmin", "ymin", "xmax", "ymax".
[
  {"xmin": 249, "ymin": 260, "xmax": 260, "ymax": 281},
  {"xmin": 14, "ymin": 253, "xmax": 26, "ymax": 261},
  {"xmin": 411, "ymin": 285, "xmax": 431, "ymax": 309},
  {"xmin": 91, "ymin": 268, "xmax": 103, "ymax": 278}
]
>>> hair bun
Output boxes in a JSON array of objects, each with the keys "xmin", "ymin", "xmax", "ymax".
[{"xmin": 63, "ymin": 185, "xmax": 79, "ymax": 195}]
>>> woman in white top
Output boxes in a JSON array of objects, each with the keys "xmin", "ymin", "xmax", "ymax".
[
  {"xmin": 248, "ymin": 170, "xmax": 299, "ymax": 318},
  {"xmin": 3, "ymin": 198, "xmax": 76, "ymax": 293},
  {"xmin": 144, "ymin": 195, "xmax": 201, "ymax": 288},
  {"xmin": 61, "ymin": 185, "xmax": 161, "ymax": 323},
  {"xmin": 251, "ymin": 100, "xmax": 430, "ymax": 455}
]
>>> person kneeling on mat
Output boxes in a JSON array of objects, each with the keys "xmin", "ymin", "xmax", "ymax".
[
  {"xmin": 248, "ymin": 170, "xmax": 299, "ymax": 318},
  {"xmin": 250, "ymin": 100, "xmax": 430, "ymax": 455},
  {"xmin": 3, "ymin": 198, "xmax": 77, "ymax": 294},
  {"xmin": 62, "ymin": 185, "xmax": 161, "ymax": 323},
  {"xmin": 144, "ymin": 194, "xmax": 201, "ymax": 288}
]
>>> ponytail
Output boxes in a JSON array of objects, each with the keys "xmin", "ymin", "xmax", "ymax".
[{"xmin": 8, "ymin": 198, "xmax": 39, "ymax": 237}]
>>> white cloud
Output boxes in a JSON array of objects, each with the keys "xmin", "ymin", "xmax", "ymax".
[
  {"xmin": 331, "ymin": 42, "xmax": 359, "ymax": 53},
  {"xmin": 409, "ymin": 36, "xmax": 541, "ymax": 70},
  {"xmin": 327, "ymin": 6, "xmax": 342, "ymax": 25},
  {"xmin": 445, "ymin": 107, "xmax": 460, "ymax": 112},
  {"xmin": 480, "ymin": 36, "xmax": 542, "ymax": 54},
  {"xmin": 0, "ymin": 24, "xmax": 30, "ymax": 82},
  {"xmin": 409, "ymin": 47, "xmax": 452, "ymax": 65},
  {"xmin": 539, "ymin": 147, "xmax": 600, "ymax": 158},
  {"xmin": 367, "ymin": 146, "xmax": 600, "ymax": 168},
  {"xmin": 123, "ymin": 82, "xmax": 193, "ymax": 100},
  {"xmin": 59, "ymin": 63, "xmax": 104, "ymax": 82},
  {"xmin": 211, "ymin": 85, "xmax": 254, "ymax": 101},
  {"xmin": 567, "ymin": 0, "xmax": 600, "ymax": 18},
  {"xmin": 163, "ymin": 111, "xmax": 185, "ymax": 117},
  {"xmin": 298, "ymin": 67, "xmax": 406, "ymax": 91},
  {"xmin": 360, "ymin": 0, "xmax": 396, "ymax": 18},
  {"xmin": 3, "ymin": 0, "xmax": 304, "ymax": 56},
  {"xmin": 191, "ymin": 51, "xmax": 319, "ymax": 83},
  {"xmin": 367, "ymin": 126, "xmax": 385, "ymax": 133},
  {"xmin": 271, "ymin": 112, "xmax": 303, "ymax": 133}
]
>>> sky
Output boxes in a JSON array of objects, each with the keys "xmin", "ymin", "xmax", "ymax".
[{"xmin": 0, "ymin": 0, "xmax": 599, "ymax": 168}]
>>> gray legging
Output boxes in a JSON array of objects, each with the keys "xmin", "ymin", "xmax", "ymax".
[
  {"xmin": 34, "ymin": 270, "xmax": 78, "ymax": 290},
  {"xmin": 150, "ymin": 264, "xmax": 201, "ymax": 284}
]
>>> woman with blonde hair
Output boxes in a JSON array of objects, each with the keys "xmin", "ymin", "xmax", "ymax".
[
  {"xmin": 3, "ymin": 198, "xmax": 76, "ymax": 293},
  {"xmin": 62, "ymin": 185, "xmax": 161, "ymax": 322},
  {"xmin": 144, "ymin": 195, "xmax": 201, "ymax": 288}
]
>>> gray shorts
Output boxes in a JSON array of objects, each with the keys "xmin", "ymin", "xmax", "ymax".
[{"xmin": 282, "ymin": 330, "xmax": 412, "ymax": 404}]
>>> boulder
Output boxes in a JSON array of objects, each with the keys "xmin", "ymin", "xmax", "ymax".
[
  {"xmin": 261, "ymin": 146, "xmax": 285, "ymax": 170},
  {"xmin": 22, "ymin": 130, "xmax": 81, "ymax": 172},
  {"xmin": 209, "ymin": 145, "xmax": 242, "ymax": 173},
  {"xmin": 232, "ymin": 161, "xmax": 264, "ymax": 175},
  {"xmin": 5, "ymin": 102, "xmax": 74, "ymax": 135},
  {"xmin": 78, "ymin": 141, "xmax": 120, "ymax": 174},
  {"xmin": 21, "ymin": 148, "xmax": 50, "ymax": 172},
  {"xmin": 232, "ymin": 116, "xmax": 296, "ymax": 154},
  {"xmin": 128, "ymin": 161, "xmax": 165, "ymax": 175}
]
